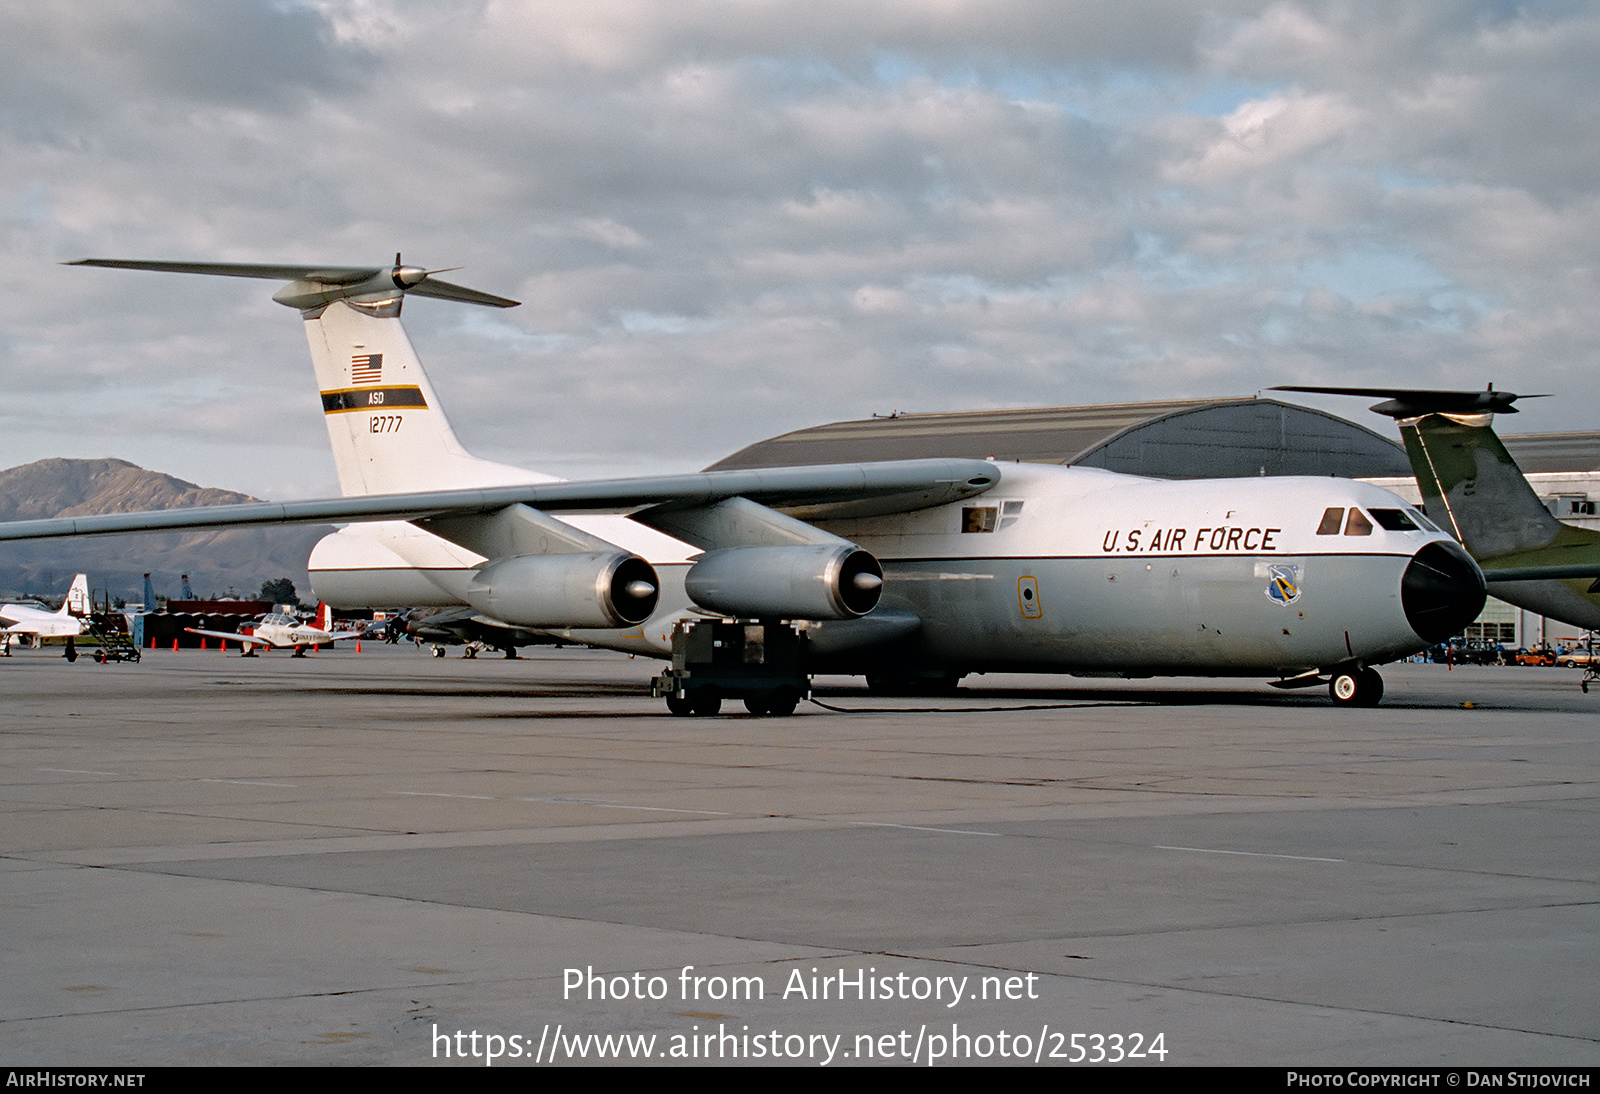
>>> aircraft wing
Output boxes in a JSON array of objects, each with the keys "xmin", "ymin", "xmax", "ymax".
[
  {"xmin": 185, "ymin": 627, "xmax": 272, "ymax": 648},
  {"xmin": 0, "ymin": 459, "xmax": 999, "ymax": 542}
]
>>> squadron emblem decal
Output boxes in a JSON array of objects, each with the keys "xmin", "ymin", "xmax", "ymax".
[{"xmin": 1265, "ymin": 564, "xmax": 1301, "ymax": 606}]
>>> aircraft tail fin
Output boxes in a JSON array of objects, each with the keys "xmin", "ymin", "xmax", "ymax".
[
  {"xmin": 315, "ymin": 601, "xmax": 332, "ymax": 631},
  {"xmin": 71, "ymin": 258, "xmax": 552, "ymax": 497},
  {"xmin": 302, "ymin": 297, "xmax": 554, "ymax": 495},
  {"xmin": 60, "ymin": 574, "xmax": 88, "ymax": 617},
  {"xmin": 1396, "ymin": 414, "xmax": 1565, "ymax": 559}
]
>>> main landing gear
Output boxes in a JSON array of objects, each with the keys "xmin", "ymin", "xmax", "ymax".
[
  {"xmin": 652, "ymin": 619, "xmax": 809, "ymax": 717},
  {"xmin": 1328, "ymin": 667, "xmax": 1384, "ymax": 707}
]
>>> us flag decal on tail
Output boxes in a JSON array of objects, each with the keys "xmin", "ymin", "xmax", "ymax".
[{"xmin": 351, "ymin": 353, "xmax": 382, "ymax": 384}]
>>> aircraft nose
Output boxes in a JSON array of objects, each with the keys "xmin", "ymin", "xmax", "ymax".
[{"xmin": 1402, "ymin": 540, "xmax": 1486, "ymax": 644}]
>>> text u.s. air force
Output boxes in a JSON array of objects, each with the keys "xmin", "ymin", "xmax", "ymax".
[{"xmin": 1101, "ymin": 526, "xmax": 1283, "ymax": 554}]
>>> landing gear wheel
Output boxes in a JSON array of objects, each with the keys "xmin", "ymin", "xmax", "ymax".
[
  {"xmin": 431, "ymin": 645, "xmax": 446, "ymax": 658},
  {"xmin": 690, "ymin": 690, "xmax": 722, "ymax": 716},
  {"xmin": 1329, "ymin": 667, "xmax": 1384, "ymax": 707},
  {"xmin": 765, "ymin": 687, "xmax": 800, "ymax": 717},
  {"xmin": 744, "ymin": 687, "xmax": 800, "ymax": 716},
  {"xmin": 666, "ymin": 693, "xmax": 694, "ymax": 716}
]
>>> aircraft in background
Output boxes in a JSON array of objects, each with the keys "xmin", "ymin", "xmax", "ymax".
[
  {"xmin": 1274, "ymin": 386, "xmax": 1600, "ymax": 632},
  {"xmin": 187, "ymin": 602, "xmax": 363, "ymax": 657},
  {"xmin": 0, "ymin": 259, "xmax": 1489, "ymax": 708},
  {"xmin": 1, "ymin": 573, "xmax": 88, "ymax": 653},
  {"xmin": 398, "ymin": 606, "xmax": 558, "ymax": 658}
]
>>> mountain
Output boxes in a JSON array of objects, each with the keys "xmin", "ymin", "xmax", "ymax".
[{"xmin": 0, "ymin": 458, "xmax": 331, "ymax": 603}]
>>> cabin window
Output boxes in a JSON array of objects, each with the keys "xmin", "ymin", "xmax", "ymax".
[
  {"xmin": 962, "ymin": 507, "xmax": 997, "ymax": 533},
  {"xmin": 1368, "ymin": 508, "xmax": 1419, "ymax": 531},
  {"xmin": 1316, "ymin": 507, "xmax": 1344, "ymax": 535},
  {"xmin": 1344, "ymin": 508, "xmax": 1373, "ymax": 536},
  {"xmin": 1000, "ymin": 500, "xmax": 1024, "ymax": 530}
]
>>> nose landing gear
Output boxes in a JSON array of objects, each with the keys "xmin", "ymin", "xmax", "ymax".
[{"xmin": 1329, "ymin": 667, "xmax": 1384, "ymax": 707}]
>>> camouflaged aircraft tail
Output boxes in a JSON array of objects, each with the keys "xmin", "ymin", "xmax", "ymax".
[{"xmin": 1397, "ymin": 413, "xmax": 1568, "ymax": 561}]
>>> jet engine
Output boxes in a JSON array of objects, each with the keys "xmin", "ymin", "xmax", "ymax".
[
  {"xmin": 465, "ymin": 552, "xmax": 660, "ymax": 628},
  {"xmin": 685, "ymin": 544, "xmax": 883, "ymax": 620}
]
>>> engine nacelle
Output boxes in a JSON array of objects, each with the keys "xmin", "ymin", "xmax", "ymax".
[
  {"xmin": 685, "ymin": 544, "xmax": 883, "ymax": 620},
  {"xmin": 466, "ymin": 552, "xmax": 660, "ymax": 628}
]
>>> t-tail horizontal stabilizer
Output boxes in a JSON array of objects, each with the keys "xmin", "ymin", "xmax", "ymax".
[
  {"xmin": 65, "ymin": 257, "xmax": 520, "ymax": 312},
  {"xmin": 1270, "ymin": 385, "xmax": 1547, "ymax": 419}
]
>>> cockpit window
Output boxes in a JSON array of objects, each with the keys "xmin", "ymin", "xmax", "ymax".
[
  {"xmin": 1368, "ymin": 508, "xmax": 1419, "ymax": 532},
  {"xmin": 1316, "ymin": 507, "xmax": 1344, "ymax": 535},
  {"xmin": 1344, "ymin": 508, "xmax": 1373, "ymax": 536},
  {"xmin": 1407, "ymin": 507, "xmax": 1441, "ymax": 533}
]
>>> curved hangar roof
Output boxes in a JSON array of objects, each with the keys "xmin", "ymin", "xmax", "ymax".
[{"xmin": 706, "ymin": 396, "xmax": 1415, "ymax": 480}]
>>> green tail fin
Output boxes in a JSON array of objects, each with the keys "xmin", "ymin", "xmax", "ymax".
[{"xmin": 1399, "ymin": 414, "xmax": 1563, "ymax": 560}]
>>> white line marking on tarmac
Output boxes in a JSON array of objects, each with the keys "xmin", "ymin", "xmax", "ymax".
[
  {"xmin": 388, "ymin": 791, "xmax": 496, "ymax": 800},
  {"xmin": 199, "ymin": 779, "xmax": 298, "ymax": 787},
  {"xmin": 39, "ymin": 768, "xmax": 125, "ymax": 776},
  {"xmin": 851, "ymin": 822, "xmax": 1002, "ymax": 836},
  {"xmin": 1156, "ymin": 844, "xmax": 1344, "ymax": 862},
  {"xmin": 514, "ymin": 797, "xmax": 729, "ymax": 816}
]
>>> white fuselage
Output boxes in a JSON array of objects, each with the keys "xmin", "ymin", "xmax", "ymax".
[
  {"xmin": 247, "ymin": 619, "xmax": 344, "ymax": 648},
  {"xmin": 0, "ymin": 602, "xmax": 83, "ymax": 639},
  {"xmin": 309, "ymin": 463, "xmax": 1461, "ymax": 676}
]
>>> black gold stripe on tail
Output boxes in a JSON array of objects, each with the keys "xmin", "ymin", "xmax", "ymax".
[{"xmin": 321, "ymin": 386, "xmax": 429, "ymax": 413}]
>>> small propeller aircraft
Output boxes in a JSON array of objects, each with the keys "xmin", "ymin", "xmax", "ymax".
[
  {"xmin": 0, "ymin": 259, "xmax": 1490, "ymax": 708},
  {"xmin": 187, "ymin": 602, "xmax": 363, "ymax": 657}
]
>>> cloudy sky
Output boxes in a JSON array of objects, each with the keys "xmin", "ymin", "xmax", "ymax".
[{"xmin": 2, "ymin": 0, "xmax": 1598, "ymax": 499}]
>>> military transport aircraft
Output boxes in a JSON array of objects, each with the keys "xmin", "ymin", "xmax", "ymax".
[
  {"xmin": 1, "ymin": 573, "xmax": 88, "ymax": 650},
  {"xmin": 1274, "ymin": 386, "xmax": 1600, "ymax": 632},
  {"xmin": 0, "ymin": 259, "xmax": 1488, "ymax": 708}
]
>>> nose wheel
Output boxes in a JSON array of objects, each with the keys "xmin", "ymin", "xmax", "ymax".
[{"xmin": 1329, "ymin": 667, "xmax": 1383, "ymax": 707}]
